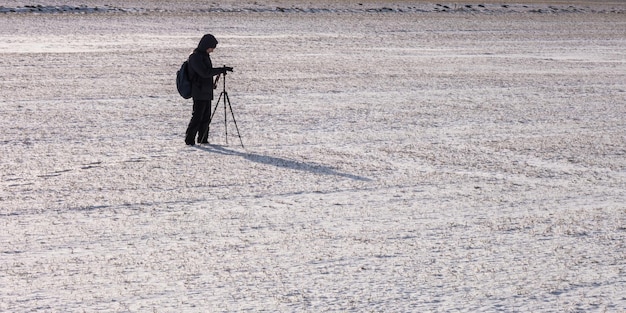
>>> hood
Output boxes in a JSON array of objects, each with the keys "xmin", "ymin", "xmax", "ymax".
[{"xmin": 197, "ymin": 34, "xmax": 218, "ymax": 51}]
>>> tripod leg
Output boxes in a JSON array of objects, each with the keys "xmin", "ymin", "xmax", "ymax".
[
  {"xmin": 224, "ymin": 93, "xmax": 245, "ymax": 148},
  {"xmin": 205, "ymin": 92, "xmax": 223, "ymax": 144},
  {"xmin": 223, "ymin": 92, "xmax": 228, "ymax": 145}
]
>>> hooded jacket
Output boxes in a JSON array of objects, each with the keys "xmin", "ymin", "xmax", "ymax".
[{"xmin": 188, "ymin": 34, "xmax": 223, "ymax": 100}]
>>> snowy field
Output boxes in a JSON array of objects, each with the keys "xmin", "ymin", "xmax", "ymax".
[{"xmin": 1, "ymin": 1, "xmax": 625, "ymax": 311}]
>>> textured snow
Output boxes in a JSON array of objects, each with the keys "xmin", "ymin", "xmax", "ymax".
[{"xmin": 1, "ymin": 1, "xmax": 625, "ymax": 312}]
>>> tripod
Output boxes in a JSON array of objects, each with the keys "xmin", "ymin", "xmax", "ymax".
[{"xmin": 203, "ymin": 69, "xmax": 244, "ymax": 148}]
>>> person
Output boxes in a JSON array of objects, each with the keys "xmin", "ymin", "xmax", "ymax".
[{"xmin": 185, "ymin": 34, "xmax": 232, "ymax": 146}]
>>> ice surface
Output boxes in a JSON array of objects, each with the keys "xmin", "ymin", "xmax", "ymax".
[{"xmin": 1, "ymin": 1, "xmax": 625, "ymax": 311}]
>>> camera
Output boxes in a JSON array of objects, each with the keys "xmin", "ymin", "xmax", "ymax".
[{"xmin": 221, "ymin": 66, "xmax": 233, "ymax": 73}]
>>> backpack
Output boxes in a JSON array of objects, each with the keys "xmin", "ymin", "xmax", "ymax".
[{"xmin": 176, "ymin": 60, "xmax": 192, "ymax": 99}]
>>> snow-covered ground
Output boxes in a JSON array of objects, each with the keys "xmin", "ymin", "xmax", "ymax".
[{"xmin": 1, "ymin": 1, "xmax": 625, "ymax": 311}]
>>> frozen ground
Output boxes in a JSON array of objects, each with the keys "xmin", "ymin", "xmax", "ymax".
[{"xmin": 1, "ymin": 1, "xmax": 625, "ymax": 312}]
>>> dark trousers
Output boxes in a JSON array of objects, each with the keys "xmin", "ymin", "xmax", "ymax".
[{"xmin": 185, "ymin": 99, "xmax": 212, "ymax": 144}]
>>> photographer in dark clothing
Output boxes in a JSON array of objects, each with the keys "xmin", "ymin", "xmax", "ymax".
[{"xmin": 185, "ymin": 34, "xmax": 232, "ymax": 145}]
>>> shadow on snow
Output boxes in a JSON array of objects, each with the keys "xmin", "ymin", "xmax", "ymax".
[{"xmin": 195, "ymin": 145, "xmax": 371, "ymax": 182}]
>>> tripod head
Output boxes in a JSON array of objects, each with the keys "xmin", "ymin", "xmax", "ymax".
[
  {"xmin": 213, "ymin": 65, "xmax": 233, "ymax": 89},
  {"xmin": 221, "ymin": 65, "xmax": 234, "ymax": 74}
]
